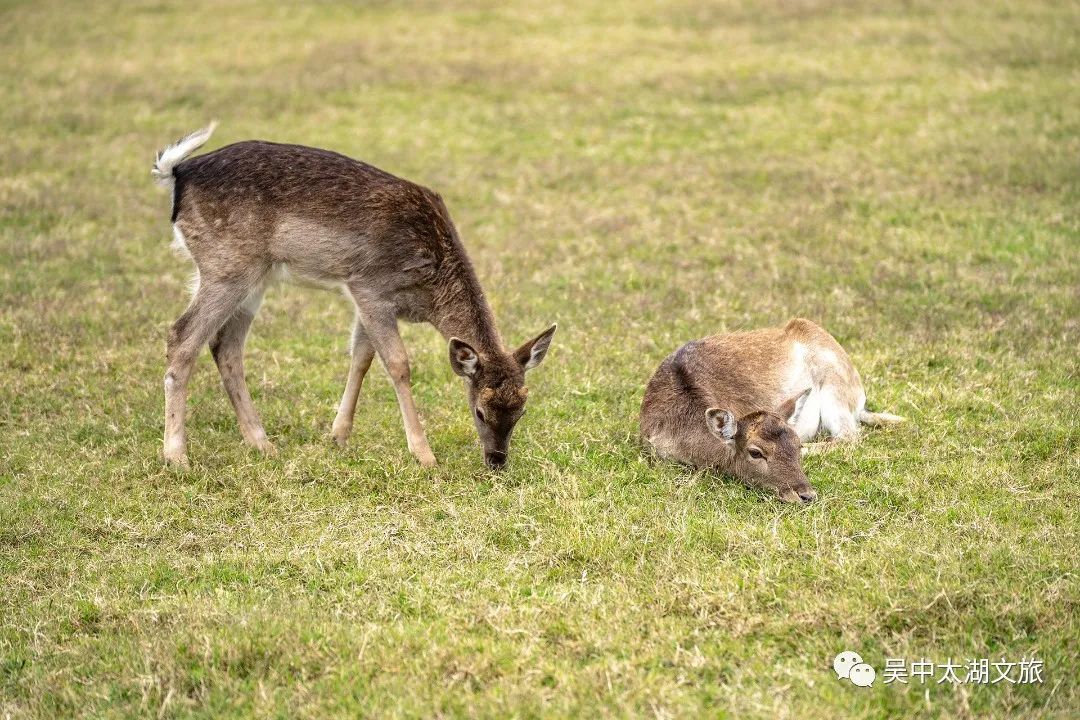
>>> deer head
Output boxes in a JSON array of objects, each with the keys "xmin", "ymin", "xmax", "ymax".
[
  {"xmin": 448, "ymin": 324, "xmax": 556, "ymax": 469},
  {"xmin": 704, "ymin": 388, "xmax": 817, "ymax": 504}
]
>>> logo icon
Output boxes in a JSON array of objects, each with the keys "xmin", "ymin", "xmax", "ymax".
[
  {"xmin": 849, "ymin": 662, "xmax": 876, "ymax": 687},
  {"xmin": 833, "ymin": 650, "xmax": 863, "ymax": 680},
  {"xmin": 834, "ymin": 651, "xmax": 875, "ymax": 687}
]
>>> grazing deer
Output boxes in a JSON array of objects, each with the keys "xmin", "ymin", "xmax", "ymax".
[
  {"xmin": 152, "ymin": 124, "xmax": 556, "ymax": 469},
  {"xmin": 639, "ymin": 318, "xmax": 902, "ymax": 503}
]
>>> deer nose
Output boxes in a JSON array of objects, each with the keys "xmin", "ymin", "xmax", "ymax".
[
  {"xmin": 485, "ymin": 451, "xmax": 507, "ymax": 469},
  {"xmin": 798, "ymin": 488, "xmax": 818, "ymax": 504}
]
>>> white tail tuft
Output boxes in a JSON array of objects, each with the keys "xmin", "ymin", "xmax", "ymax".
[
  {"xmin": 857, "ymin": 410, "xmax": 905, "ymax": 426},
  {"xmin": 152, "ymin": 122, "xmax": 218, "ymax": 186}
]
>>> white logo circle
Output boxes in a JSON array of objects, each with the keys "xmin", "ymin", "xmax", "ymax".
[
  {"xmin": 833, "ymin": 650, "xmax": 863, "ymax": 679},
  {"xmin": 849, "ymin": 663, "xmax": 876, "ymax": 687}
]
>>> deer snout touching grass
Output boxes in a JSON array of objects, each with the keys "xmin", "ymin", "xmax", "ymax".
[
  {"xmin": 640, "ymin": 318, "xmax": 904, "ymax": 503},
  {"xmin": 152, "ymin": 124, "xmax": 555, "ymax": 470}
]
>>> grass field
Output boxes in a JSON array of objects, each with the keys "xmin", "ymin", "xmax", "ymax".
[{"xmin": 1, "ymin": 0, "xmax": 1078, "ymax": 717}]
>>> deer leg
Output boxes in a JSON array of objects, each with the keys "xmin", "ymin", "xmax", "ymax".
[
  {"xmin": 209, "ymin": 287, "xmax": 274, "ymax": 454},
  {"xmin": 350, "ymin": 307, "xmax": 436, "ymax": 467},
  {"xmin": 331, "ymin": 317, "xmax": 376, "ymax": 447},
  {"xmin": 163, "ymin": 278, "xmax": 255, "ymax": 468},
  {"xmin": 819, "ymin": 387, "xmax": 861, "ymax": 440}
]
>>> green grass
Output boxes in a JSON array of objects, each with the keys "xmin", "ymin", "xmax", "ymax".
[{"xmin": 1, "ymin": 0, "xmax": 1078, "ymax": 717}]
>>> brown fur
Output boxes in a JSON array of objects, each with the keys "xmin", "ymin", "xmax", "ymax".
[
  {"xmin": 640, "ymin": 318, "xmax": 884, "ymax": 503},
  {"xmin": 156, "ymin": 132, "xmax": 555, "ymax": 469}
]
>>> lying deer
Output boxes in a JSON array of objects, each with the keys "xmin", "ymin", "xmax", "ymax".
[
  {"xmin": 639, "ymin": 318, "xmax": 902, "ymax": 503},
  {"xmin": 152, "ymin": 124, "xmax": 555, "ymax": 469}
]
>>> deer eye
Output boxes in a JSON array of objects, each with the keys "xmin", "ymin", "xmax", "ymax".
[
  {"xmin": 475, "ymin": 408, "xmax": 486, "ymax": 423},
  {"xmin": 748, "ymin": 448, "xmax": 765, "ymax": 460}
]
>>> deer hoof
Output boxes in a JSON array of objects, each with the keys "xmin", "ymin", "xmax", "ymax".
[
  {"xmin": 331, "ymin": 422, "xmax": 351, "ymax": 448},
  {"xmin": 245, "ymin": 432, "xmax": 277, "ymax": 456},
  {"xmin": 163, "ymin": 450, "xmax": 189, "ymax": 470}
]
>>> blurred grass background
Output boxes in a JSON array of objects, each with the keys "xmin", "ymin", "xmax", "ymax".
[{"xmin": 0, "ymin": 0, "xmax": 1077, "ymax": 717}]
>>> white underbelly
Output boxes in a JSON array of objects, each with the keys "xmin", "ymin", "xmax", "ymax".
[
  {"xmin": 783, "ymin": 361, "xmax": 821, "ymax": 440},
  {"xmin": 783, "ymin": 341, "xmax": 862, "ymax": 441},
  {"xmin": 791, "ymin": 390, "xmax": 823, "ymax": 440}
]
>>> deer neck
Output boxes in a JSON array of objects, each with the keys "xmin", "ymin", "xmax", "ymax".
[{"xmin": 431, "ymin": 261, "xmax": 504, "ymax": 356}]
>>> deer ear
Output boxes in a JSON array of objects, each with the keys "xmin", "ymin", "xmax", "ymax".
[
  {"xmin": 514, "ymin": 323, "xmax": 557, "ymax": 370},
  {"xmin": 705, "ymin": 408, "xmax": 737, "ymax": 441},
  {"xmin": 776, "ymin": 388, "xmax": 812, "ymax": 425},
  {"xmin": 448, "ymin": 338, "xmax": 480, "ymax": 377}
]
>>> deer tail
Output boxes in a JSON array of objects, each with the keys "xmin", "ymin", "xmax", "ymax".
[
  {"xmin": 152, "ymin": 122, "xmax": 218, "ymax": 187},
  {"xmin": 857, "ymin": 409, "xmax": 905, "ymax": 426}
]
